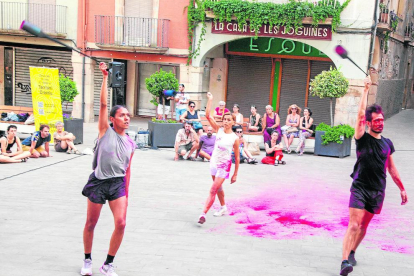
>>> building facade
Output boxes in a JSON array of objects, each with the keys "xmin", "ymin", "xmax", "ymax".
[{"xmin": 0, "ymin": 0, "xmax": 78, "ymax": 112}]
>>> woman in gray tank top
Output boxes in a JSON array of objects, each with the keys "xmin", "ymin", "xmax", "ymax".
[{"xmin": 80, "ymin": 62, "xmax": 136, "ymax": 276}]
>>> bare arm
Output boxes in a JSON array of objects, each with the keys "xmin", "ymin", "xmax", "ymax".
[
  {"xmin": 98, "ymin": 62, "xmax": 110, "ymax": 139},
  {"xmin": 11, "ymin": 137, "xmax": 24, "ymax": 156},
  {"xmin": 262, "ymin": 114, "xmax": 266, "ymax": 133},
  {"xmin": 271, "ymin": 113, "xmax": 280, "ymax": 128},
  {"xmin": 292, "ymin": 115, "xmax": 300, "ymax": 127},
  {"xmin": 387, "ymin": 155, "xmax": 408, "ymax": 205},
  {"xmin": 265, "ymin": 142, "xmax": 274, "ymax": 154},
  {"xmin": 355, "ymin": 76, "xmax": 372, "ymax": 140},
  {"xmin": 206, "ymin": 92, "xmax": 220, "ymax": 132},
  {"xmin": 125, "ymin": 152, "xmax": 134, "ymax": 199},
  {"xmin": 0, "ymin": 138, "xmax": 10, "ymax": 156},
  {"xmin": 231, "ymin": 138, "xmax": 240, "ymax": 184},
  {"xmin": 179, "ymin": 111, "xmax": 188, "ymax": 122},
  {"xmin": 45, "ymin": 142, "xmax": 50, "ymax": 157},
  {"xmin": 254, "ymin": 114, "xmax": 260, "ymax": 127}
]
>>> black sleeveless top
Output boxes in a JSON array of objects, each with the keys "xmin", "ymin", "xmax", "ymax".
[
  {"xmin": 302, "ymin": 117, "xmax": 312, "ymax": 128},
  {"xmin": 6, "ymin": 137, "xmax": 16, "ymax": 151},
  {"xmin": 185, "ymin": 110, "xmax": 198, "ymax": 120}
]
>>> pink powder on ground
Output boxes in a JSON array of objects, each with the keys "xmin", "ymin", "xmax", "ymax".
[{"xmin": 210, "ymin": 181, "xmax": 414, "ymax": 254}]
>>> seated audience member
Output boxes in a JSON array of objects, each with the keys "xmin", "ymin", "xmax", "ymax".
[
  {"xmin": 262, "ymin": 131, "xmax": 286, "ymax": 166},
  {"xmin": 21, "ymin": 124, "xmax": 52, "ymax": 158},
  {"xmin": 0, "ymin": 125, "xmax": 30, "ymax": 163},
  {"xmin": 197, "ymin": 126, "xmax": 216, "ymax": 161},
  {"xmin": 180, "ymin": 101, "xmax": 204, "ymax": 135},
  {"xmin": 213, "ymin": 101, "xmax": 230, "ymax": 121},
  {"xmin": 232, "ymin": 126, "xmax": 258, "ymax": 164},
  {"xmin": 232, "ymin": 104, "xmax": 244, "ymax": 126},
  {"xmin": 248, "ymin": 105, "xmax": 262, "ymax": 132},
  {"xmin": 262, "ymin": 105, "xmax": 281, "ymax": 143},
  {"xmin": 174, "ymin": 121, "xmax": 199, "ymax": 161},
  {"xmin": 282, "ymin": 104, "xmax": 301, "ymax": 153},
  {"xmin": 295, "ymin": 107, "xmax": 314, "ymax": 156},
  {"xmin": 157, "ymin": 94, "xmax": 174, "ymax": 120},
  {"xmin": 54, "ymin": 121, "xmax": 81, "ymax": 154}
]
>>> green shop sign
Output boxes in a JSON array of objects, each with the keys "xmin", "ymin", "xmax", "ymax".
[{"xmin": 228, "ymin": 37, "xmax": 328, "ymax": 58}]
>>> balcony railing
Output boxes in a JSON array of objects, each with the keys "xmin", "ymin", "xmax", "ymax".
[
  {"xmin": 0, "ymin": 1, "xmax": 66, "ymax": 35},
  {"xmin": 405, "ymin": 23, "xmax": 413, "ymax": 42},
  {"xmin": 95, "ymin": 16, "xmax": 170, "ymax": 49}
]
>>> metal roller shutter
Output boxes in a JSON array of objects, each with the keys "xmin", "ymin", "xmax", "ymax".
[
  {"xmin": 14, "ymin": 47, "xmax": 73, "ymax": 111},
  {"xmin": 93, "ymin": 58, "xmax": 112, "ymax": 115},
  {"xmin": 307, "ymin": 61, "xmax": 336, "ymax": 125},
  {"xmin": 227, "ymin": 55, "xmax": 272, "ymax": 117},
  {"xmin": 279, "ymin": 59, "xmax": 308, "ymax": 122},
  {"xmin": 125, "ymin": 0, "xmax": 153, "ymax": 18}
]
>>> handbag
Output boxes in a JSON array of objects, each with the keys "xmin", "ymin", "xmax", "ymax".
[
  {"xmin": 286, "ymin": 127, "xmax": 298, "ymax": 133},
  {"xmin": 247, "ymin": 142, "xmax": 260, "ymax": 155},
  {"xmin": 281, "ymin": 125, "xmax": 290, "ymax": 131}
]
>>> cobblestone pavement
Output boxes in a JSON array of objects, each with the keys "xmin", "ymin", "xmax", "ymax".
[{"xmin": 1, "ymin": 110, "xmax": 413, "ymax": 276}]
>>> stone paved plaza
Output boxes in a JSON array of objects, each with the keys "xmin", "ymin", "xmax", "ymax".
[{"xmin": 1, "ymin": 110, "xmax": 414, "ymax": 276}]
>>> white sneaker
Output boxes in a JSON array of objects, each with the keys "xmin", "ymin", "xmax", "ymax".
[
  {"xmin": 213, "ymin": 206, "xmax": 227, "ymax": 217},
  {"xmin": 100, "ymin": 263, "xmax": 118, "ymax": 276},
  {"xmin": 80, "ymin": 259, "xmax": 92, "ymax": 276}
]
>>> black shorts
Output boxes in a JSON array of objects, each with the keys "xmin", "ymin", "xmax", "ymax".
[
  {"xmin": 349, "ymin": 186, "xmax": 385, "ymax": 214},
  {"xmin": 82, "ymin": 172, "xmax": 126, "ymax": 204}
]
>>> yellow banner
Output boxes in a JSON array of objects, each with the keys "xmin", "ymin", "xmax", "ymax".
[{"xmin": 30, "ymin": 67, "xmax": 63, "ymax": 143}]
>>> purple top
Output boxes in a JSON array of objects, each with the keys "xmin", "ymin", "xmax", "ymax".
[
  {"xmin": 265, "ymin": 113, "xmax": 276, "ymax": 128},
  {"xmin": 200, "ymin": 134, "xmax": 216, "ymax": 154}
]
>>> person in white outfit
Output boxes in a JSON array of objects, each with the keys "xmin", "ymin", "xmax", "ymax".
[{"xmin": 198, "ymin": 92, "xmax": 240, "ymax": 224}]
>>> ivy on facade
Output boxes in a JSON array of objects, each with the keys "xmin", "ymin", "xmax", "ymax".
[{"xmin": 187, "ymin": 0, "xmax": 352, "ymax": 64}]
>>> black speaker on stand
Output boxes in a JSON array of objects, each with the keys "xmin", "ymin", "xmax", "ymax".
[{"xmin": 108, "ymin": 62, "xmax": 126, "ymax": 106}]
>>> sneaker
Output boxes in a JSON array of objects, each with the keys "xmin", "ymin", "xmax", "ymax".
[
  {"xmin": 213, "ymin": 206, "xmax": 227, "ymax": 217},
  {"xmin": 100, "ymin": 263, "xmax": 118, "ymax": 276},
  {"xmin": 348, "ymin": 251, "xmax": 357, "ymax": 266},
  {"xmin": 178, "ymin": 155, "xmax": 184, "ymax": 160},
  {"xmin": 274, "ymin": 161, "xmax": 278, "ymax": 166},
  {"xmin": 340, "ymin": 260, "xmax": 353, "ymax": 275},
  {"xmin": 67, "ymin": 149, "xmax": 73, "ymax": 154},
  {"xmin": 80, "ymin": 259, "xmax": 92, "ymax": 276},
  {"xmin": 198, "ymin": 215, "xmax": 206, "ymax": 224}
]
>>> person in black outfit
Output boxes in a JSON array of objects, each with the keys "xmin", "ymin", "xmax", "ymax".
[{"xmin": 339, "ymin": 76, "xmax": 408, "ymax": 276}]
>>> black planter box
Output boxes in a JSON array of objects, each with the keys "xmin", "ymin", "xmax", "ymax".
[
  {"xmin": 64, "ymin": 118, "xmax": 83, "ymax": 145},
  {"xmin": 314, "ymin": 131, "xmax": 352, "ymax": 158},
  {"xmin": 148, "ymin": 121, "xmax": 182, "ymax": 149}
]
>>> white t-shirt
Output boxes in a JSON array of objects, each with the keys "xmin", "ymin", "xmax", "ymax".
[
  {"xmin": 210, "ymin": 127, "xmax": 238, "ymax": 172},
  {"xmin": 175, "ymin": 92, "xmax": 190, "ymax": 109}
]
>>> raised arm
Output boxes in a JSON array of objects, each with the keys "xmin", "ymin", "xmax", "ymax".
[
  {"xmin": 387, "ymin": 155, "xmax": 408, "ymax": 205},
  {"xmin": 98, "ymin": 62, "xmax": 110, "ymax": 139},
  {"xmin": 205, "ymin": 92, "xmax": 220, "ymax": 132},
  {"xmin": 355, "ymin": 76, "xmax": 372, "ymax": 140}
]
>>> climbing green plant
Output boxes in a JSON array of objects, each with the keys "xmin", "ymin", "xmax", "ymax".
[
  {"xmin": 316, "ymin": 123, "xmax": 355, "ymax": 145},
  {"xmin": 187, "ymin": 0, "xmax": 352, "ymax": 64}
]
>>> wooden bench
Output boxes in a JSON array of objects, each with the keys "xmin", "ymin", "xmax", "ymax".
[{"xmin": 0, "ymin": 105, "xmax": 35, "ymax": 135}]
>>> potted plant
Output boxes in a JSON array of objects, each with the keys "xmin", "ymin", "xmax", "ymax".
[
  {"xmin": 59, "ymin": 74, "xmax": 83, "ymax": 144},
  {"xmin": 313, "ymin": 123, "xmax": 354, "ymax": 158},
  {"xmin": 309, "ymin": 67, "xmax": 350, "ymax": 157},
  {"xmin": 145, "ymin": 69, "xmax": 180, "ymax": 149}
]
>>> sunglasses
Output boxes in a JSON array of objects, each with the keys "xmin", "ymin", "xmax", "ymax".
[
  {"xmin": 236, "ymin": 131, "xmax": 243, "ymax": 133},
  {"xmin": 190, "ymin": 105, "xmax": 195, "ymax": 108},
  {"xmin": 291, "ymin": 107, "xmax": 297, "ymax": 110}
]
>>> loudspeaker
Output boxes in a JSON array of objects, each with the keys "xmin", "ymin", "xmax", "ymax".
[{"xmin": 108, "ymin": 62, "xmax": 125, "ymax": 88}]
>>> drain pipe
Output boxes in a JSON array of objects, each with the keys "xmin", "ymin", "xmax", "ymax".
[
  {"xmin": 82, "ymin": 56, "xmax": 85, "ymax": 120},
  {"xmin": 367, "ymin": 0, "xmax": 379, "ymax": 72}
]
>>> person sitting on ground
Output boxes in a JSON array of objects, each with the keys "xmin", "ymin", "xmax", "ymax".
[
  {"xmin": 197, "ymin": 126, "xmax": 216, "ymax": 161},
  {"xmin": 232, "ymin": 104, "xmax": 244, "ymax": 127},
  {"xmin": 54, "ymin": 121, "xmax": 81, "ymax": 155},
  {"xmin": 21, "ymin": 124, "xmax": 51, "ymax": 158},
  {"xmin": 262, "ymin": 131, "xmax": 285, "ymax": 166},
  {"xmin": 175, "ymin": 84, "xmax": 190, "ymax": 121},
  {"xmin": 174, "ymin": 121, "xmax": 199, "ymax": 161},
  {"xmin": 282, "ymin": 104, "xmax": 301, "ymax": 153},
  {"xmin": 213, "ymin": 101, "xmax": 230, "ymax": 121},
  {"xmin": 157, "ymin": 93, "xmax": 174, "ymax": 120},
  {"xmin": 0, "ymin": 125, "xmax": 30, "ymax": 163},
  {"xmin": 248, "ymin": 105, "xmax": 262, "ymax": 132},
  {"xmin": 295, "ymin": 107, "xmax": 314, "ymax": 156},
  {"xmin": 262, "ymin": 105, "xmax": 281, "ymax": 143},
  {"xmin": 232, "ymin": 126, "xmax": 258, "ymax": 164},
  {"xmin": 180, "ymin": 101, "xmax": 204, "ymax": 135}
]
